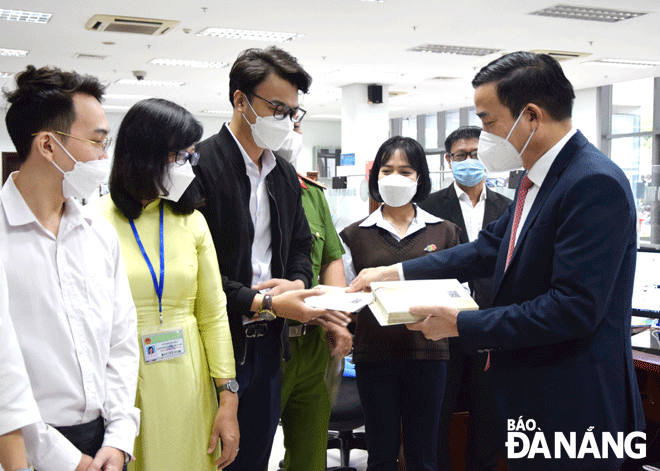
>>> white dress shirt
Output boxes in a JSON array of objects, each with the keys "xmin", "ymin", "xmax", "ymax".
[
  {"xmin": 342, "ymin": 204, "xmax": 443, "ymax": 283},
  {"xmin": 0, "ymin": 174, "xmax": 140, "ymax": 471},
  {"xmin": 0, "ymin": 258, "xmax": 41, "ymax": 437},
  {"xmin": 226, "ymin": 123, "xmax": 277, "ymax": 288},
  {"xmin": 513, "ymin": 128, "xmax": 577, "ymax": 246},
  {"xmin": 453, "ymin": 181, "xmax": 487, "ymax": 242}
]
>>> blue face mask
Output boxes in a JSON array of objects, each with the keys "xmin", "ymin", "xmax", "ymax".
[{"xmin": 451, "ymin": 158, "xmax": 486, "ymax": 187}]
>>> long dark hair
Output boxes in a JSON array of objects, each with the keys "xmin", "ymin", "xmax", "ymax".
[{"xmin": 109, "ymin": 98, "xmax": 204, "ymax": 220}]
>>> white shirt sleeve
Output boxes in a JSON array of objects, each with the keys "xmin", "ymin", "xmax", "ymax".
[
  {"xmin": 21, "ymin": 421, "xmax": 83, "ymax": 470},
  {"xmin": 0, "ymin": 261, "xmax": 41, "ymax": 437},
  {"xmin": 100, "ymin": 238, "xmax": 140, "ymax": 457},
  {"xmin": 340, "ymin": 240, "xmax": 357, "ymax": 285}
]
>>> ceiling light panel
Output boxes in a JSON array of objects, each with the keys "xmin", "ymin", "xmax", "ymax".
[
  {"xmin": 116, "ymin": 79, "xmax": 185, "ymax": 87},
  {"xmin": 408, "ymin": 44, "xmax": 500, "ymax": 56},
  {"xmin": 0, "ymin": 48, "xmax": 28, "ymax": 57},
  {"xmin": 0, "ymin": 9, "xmax": 51, "ymax": 23},
  {"xmin": 102, "ymin": 105, "xmax": 130, "ymax": 111},
  {"xmin": 200, "ymin": 110, "xmax": 233, "ymax": 115},
  {"xmin": 197, "ymin": 27, "xmax": 303, "ymax": 43},
  {"xmin": 0, "ymin": 71, "xmax": 14, "ymax": 78},
  {"xmin": 149, "ymin": 59, "xmax": 228, "ymax": 68},
  {"xmin": 530, "ymin": 4, "xmax": 647, "ymax": 23},
  {"xmin": 105, "ymin": 94, "xmax": 152, "ymax": 100},
  {"xmin": 584, "ymin": 58, "xmax": 660, "ymax": 68}
]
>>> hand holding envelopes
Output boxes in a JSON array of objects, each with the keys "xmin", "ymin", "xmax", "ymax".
[
  {"xmin": 304, "ymin": 285, "xmax": 373, "ymax": 312},
  {"xmin": 370, "ymin": 279, "xmax": 479, "ymax": 326}
]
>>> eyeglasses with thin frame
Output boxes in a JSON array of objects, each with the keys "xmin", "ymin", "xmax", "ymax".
[
  {"xmin": 43, "ymin": 130, "xmax": 112, "ymax": 157},
  {"xmin": 447, "ymin": 150, "xmax": 479, "ymax": 162},
  {"xmin": 173, "ymin": 150, "xmax": 199, "ymax": 166},
  {"xmin": 250, "ymin": 93, "xmax": 306, "ymax": 123}
]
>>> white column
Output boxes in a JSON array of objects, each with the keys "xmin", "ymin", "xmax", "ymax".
[{"xmin": 334, "ymin": 84, "xmax": 389, "ymax": 230}]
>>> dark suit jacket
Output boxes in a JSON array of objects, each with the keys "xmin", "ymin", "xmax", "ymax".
[
  {"xmin": 419, "ymin": 184, "xmax": 511, "ymax": 309},
  {"xmin": 404, "ymin": 131, "xmax": 645, "ymax": 470}
]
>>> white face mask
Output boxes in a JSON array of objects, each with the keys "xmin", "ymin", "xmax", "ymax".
[
  {"xmin": 378, "ymin": 174, "xmax": 418, "ymax": 208},
  {"xmin": 276, "ymin": 130, "xmax": 303, "ymax": 163},
  {"xmin": 243, "ymin": 97, "xmax": 293, "ymax": 150},
  {"xmin": 160, "ymin": 161, "xmax": 196, "ymax": 202},
  {"xmin": 50, "ymin": 133, "xmax": 110, "ymax": 200},
  {"xmin": 477, "ymin": 109, "xmax": 536, "ymax": 173}
]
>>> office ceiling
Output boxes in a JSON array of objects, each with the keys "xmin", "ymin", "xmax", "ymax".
[{"xmin": 1, "ymin": 0, "xmax": 659, "ymax": 120}]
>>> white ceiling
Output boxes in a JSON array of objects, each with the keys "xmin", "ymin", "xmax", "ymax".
[{"xmin": 1, "ymin": 0, "xmax": 659, "ymax": 120}]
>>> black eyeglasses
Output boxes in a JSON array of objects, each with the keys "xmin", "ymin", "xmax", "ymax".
[
  {"xmin": 174, "ymin": 150, "xmax": 199, "ymax": 166},
  {"xmin": 251, "ymin": 93, "xmax": 306, "ymax": 123},
  {"xmin": 447, "ymin": 150, "xmax": 479, "ymax": 162}
]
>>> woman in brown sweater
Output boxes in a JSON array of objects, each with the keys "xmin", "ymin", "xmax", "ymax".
[{"xmin": 340, "ymin": 136, "xmax": 460, "ymax": 471}]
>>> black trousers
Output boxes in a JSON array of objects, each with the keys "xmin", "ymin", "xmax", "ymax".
[{"xmin": 51, "ymin": 416, "xmax": 127, "ymax": 471}]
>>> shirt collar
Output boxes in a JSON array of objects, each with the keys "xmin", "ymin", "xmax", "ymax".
[
  {"xmin": 359, "ymin": 204, "xmax": 443, "ymax": 229},
  {"xmin": 225, "ymin": 122, "xmax": 277, "ymax": 175},
  {"xmin": 526, "ymin": 128, "xmax": 577, "ymax": 187},
  {"xmin": 1, "ymin": 172, "xmax": 89, "ymax": 228},
  {"xmin": 453, "ymin": 181, "xmax": 487, "ymax": 203}
]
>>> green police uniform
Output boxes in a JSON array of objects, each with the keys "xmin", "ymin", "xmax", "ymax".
[{"xmin": 280, "ymin": 175, "xmax": 345, "ymax": 471}]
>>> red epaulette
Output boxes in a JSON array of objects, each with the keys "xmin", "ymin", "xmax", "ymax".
[{"xmin": 297, "ymin": 173, "xmax": 326, "ymax": 190}]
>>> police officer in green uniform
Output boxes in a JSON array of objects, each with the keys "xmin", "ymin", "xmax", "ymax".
[{"xmin": 277, "ymin": 124, "xmax": 352, "ymax": 471}]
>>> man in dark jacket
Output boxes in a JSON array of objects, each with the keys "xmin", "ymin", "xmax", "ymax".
[
  {"xmin": 420, "ymin": 126, "xmax": 511, "ymax": 470},
  {"xmin": 192, "ymin": 47, "xmax": 327, "ymax": 471}
]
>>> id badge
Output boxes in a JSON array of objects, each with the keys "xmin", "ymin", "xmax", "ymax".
[{"xmin": 142, "ymin": 329, "xmax": 185, "ymax": 364}]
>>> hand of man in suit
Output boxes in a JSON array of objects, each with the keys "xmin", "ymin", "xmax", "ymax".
[
  {"xmin": 407, "ymin": 305, "xmax": 460, "ymax": 341},
  {"xmin": 346, "ymin": 265, "xmax": 400, "ymax": 292}
]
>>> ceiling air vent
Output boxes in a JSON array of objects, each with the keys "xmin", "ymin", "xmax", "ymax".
[
  {"xmin": 408, "ymin": 44, "xmax": 500, "ymax": 56},
  {"xmin": 529, "ymin": 50, "xmax": 591, "ymax": 61},
  {"xmin": 529, "ymin": 5, "xmax": 647, "ymax": 23},
  {"xmin": 85, "ymin": 15, "xmax": 179, "ymax": 35}
]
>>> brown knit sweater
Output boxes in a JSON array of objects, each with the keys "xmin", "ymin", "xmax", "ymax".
[{"xmin": 340, "ymin": 216, "xmax": 460, "ymax": 362}]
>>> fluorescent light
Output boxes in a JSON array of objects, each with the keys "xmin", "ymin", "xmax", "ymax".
[
  {"xmin": 0, "ymin": 48, "xmax": 28, "ymax": 57},
  {"xmin": 200, "ymin": 110, "xmax": 233, "ymax": 115},
  {"xmin": 149, "ymin": 58, "xmax": 228, "ymax": 68},
  {"xmin": 0, "ymin": 71, "xmax": 14, "ymax": 78},
  {"xmin": 583, "ymin": 58, "xmax": 660, "ymax": 68},
  {"xmin": 197, "ymin": 27, "xmax": 303, "ymax": 43},
  {"xmin": 0, "ymin": 9, "xmax": 51, "ymax": 23},
  {"xmin": 407, "ymin": 44, "xmax": 500, "ymax": 56},
  {"xmin": 360, "ymin": 0, "xmax": 384, "ymax": 2},
  {"xmin": 102, "ymin": 105, "xmax": 130, "ymax": 111},
  {"xmin": 105, "ymin": 94, "xmax": 152, "ymax": 100},
  {"xmin": 116, "ymin": 79, "xmax": 185, "ymax": 87},
  {"xmin": 530, "ymin": 4, "xmax": 647, "ymax": 23},
  {"xmin": 311, "ymin": 114, "xmax": 341, "ymax": 119}
]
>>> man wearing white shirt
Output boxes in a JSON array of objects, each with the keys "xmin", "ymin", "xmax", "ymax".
[{"xmin": 0, "ymin": 66, "xmax": 139, "ymax": 471}]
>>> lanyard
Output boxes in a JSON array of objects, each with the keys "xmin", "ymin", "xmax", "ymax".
[{"xmin": 130, "ymin": 200, "xmax": 165, "ymax": 325}]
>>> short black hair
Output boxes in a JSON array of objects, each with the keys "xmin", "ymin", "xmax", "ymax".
[
  {"xmin": 228, "ymin": 46, "xmax": 312, "ymax": 107},
  {"xmin": 444, "ymin": 126, "xmax": 481, "ymax": 154},
  {"xmin": 3, "ymin": 65, "xmax": 105, "ymax": 162},
  {"xmin": 472, "ymin": 51, "xmax": 575, "ymax": 121},
  {"xmin": 369, "ymin": 136, "xmax": 431, "ymax": 204},
  {"xmin": 109, "ymin": 98, "xmax": 204, "ymax": 220}
]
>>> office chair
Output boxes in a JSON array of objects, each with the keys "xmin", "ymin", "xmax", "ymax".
[{"xmin": 326, "ymin": 370, "xmax": 367, "ymax": 471}]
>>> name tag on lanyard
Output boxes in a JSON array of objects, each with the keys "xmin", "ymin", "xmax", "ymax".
[{"xmin": 142, "ymin": 329, "xmax": 186, "ymax": 364}]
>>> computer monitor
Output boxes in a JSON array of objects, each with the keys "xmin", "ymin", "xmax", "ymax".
[{"xmin": 632, "ymin": 249, "xmax": 660, "ymax": 319}]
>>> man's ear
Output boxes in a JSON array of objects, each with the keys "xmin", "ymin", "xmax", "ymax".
[
  {"xmin": 233, "ymin": 90, "xmax": 245, "ymax": 111},
  {"xmin": 526, "ymin": 103, "xmax": 543, "ymax": 123},
  {"xmin": 33, "ymin": 131, "xmax": 56, "ymax": 163},
  {"xmin": 445, "ymin": 154, "xmax": 453, "ymax": 170}
]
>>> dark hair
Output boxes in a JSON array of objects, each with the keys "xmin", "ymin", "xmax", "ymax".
[
  {"xmin": 109, "ymin": 98, "xmax": 204, "ymax": 220},
  {"xmin": 3, "ymin": 65, "xmax": 105, "ymax": 162},
  {"xmin": 368, "ymin": 136, "xmax": 431, "ymax": 204},
  {"xmin": 444, "ymin": 126, "xmax": 481, "ymax": 154},
  {"xmin": 472, "ymin": 51, "xmax": 575, "ymax": 121},
  {"xmin": 228, "ymin": 46, "xmax": 312, "ymax": 107}
]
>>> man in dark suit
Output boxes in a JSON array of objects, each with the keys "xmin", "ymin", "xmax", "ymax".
[
  {"xmin": 419, "ymin": 126, "xmax": 510, "ymax": 471},
  {"xmin": 349, "ymin": 51, "xmax": 645, "ymax": 471}
]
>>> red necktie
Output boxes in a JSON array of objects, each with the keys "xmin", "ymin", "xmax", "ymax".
[
  {"xmin": 505, "ymin": 175, "xmax": 533, "ymax": 269},
  {"xmin": 485, "ymin": 175, "xmax": 533, "ymax": 372}
]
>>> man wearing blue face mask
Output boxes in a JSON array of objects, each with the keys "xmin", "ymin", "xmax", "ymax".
[
  {"xmin": 192, "ymin": 47, "xmax": 332, "ymax": 471},
  {"xmin": 420, "ymin": 126, "xmax": 510, "ymax": 471}
]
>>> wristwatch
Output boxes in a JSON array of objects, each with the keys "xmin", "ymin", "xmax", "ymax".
[
  {"xmin": 257, "ymin": 294, "xmax": 276, "ymax": 321},
  {"xmin": 217, "ymin": 378, "xmax": 239, "ymax": 394}
]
